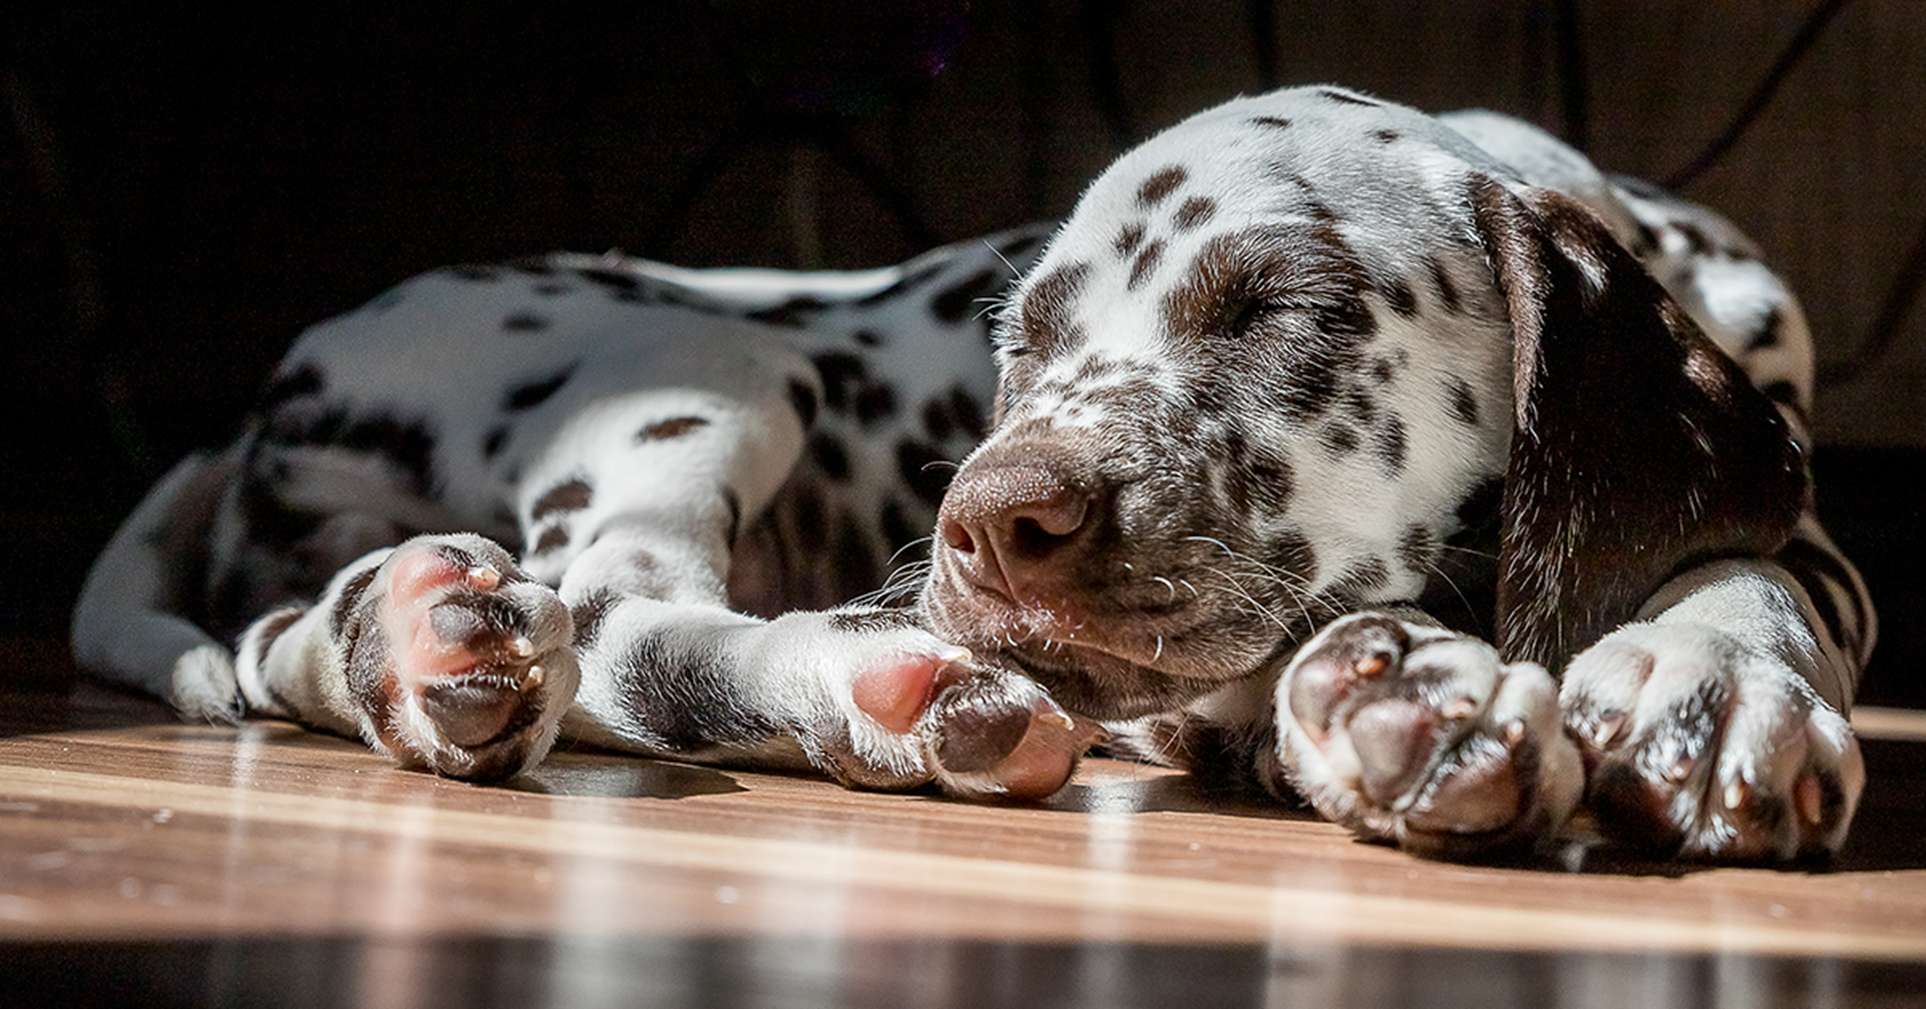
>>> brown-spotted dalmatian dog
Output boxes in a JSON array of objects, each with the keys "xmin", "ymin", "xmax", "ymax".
[{"xmin": 73, "ymin": 86, "xmax": 1873, "ymax": 864}]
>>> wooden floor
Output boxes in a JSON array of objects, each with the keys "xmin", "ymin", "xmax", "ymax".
[{"xmin": 3, "ymin": 683, "xmax": 1925, "ymax": 1008}]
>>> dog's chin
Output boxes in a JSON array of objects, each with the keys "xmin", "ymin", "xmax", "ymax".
[{"xmin": 925, "ymin": 591, "xmax": 1274, "ymax": 720}]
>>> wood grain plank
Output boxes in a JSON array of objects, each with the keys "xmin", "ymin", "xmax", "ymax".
[{"xmin": 5, "ymin": 713, "xmax": 1926, "ymax": 963}]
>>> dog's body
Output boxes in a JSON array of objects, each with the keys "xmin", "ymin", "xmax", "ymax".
[{"xmin": 73, "ymin": 87, "xmax": 1872, "ymax": 862}]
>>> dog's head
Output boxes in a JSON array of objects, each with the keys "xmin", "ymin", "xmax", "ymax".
[{"xmin": 920, "ymin": 87, "xmax": 1805, "ymax": 719}]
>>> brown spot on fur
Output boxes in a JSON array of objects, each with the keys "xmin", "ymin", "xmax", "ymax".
[
  {"xmin": 530, "ymin": 479, "xmax": 592, "ymax": 523},
  {"xmin": 1018, "ymin": 262, "xmax": 1092, "ymax": 359},
  {"xmin": 1136, "ymin": 167, "xmax": 1187, "ymax": 207},
  {"xmin": 1114, "ymin": 222, "xmax": 1146, "ymax": 257},
  {"xmin": 1162, "ymin": 223, "xmax": 1371, "ymax": 345},
  {"xmin": 533, "ymin": 525, "xmax": 570, "ymax": 554},
  {"xmin": 251, "ymin": 607, "xmax": 307, "ymax": 669},
  {"xmin": 1173, "ymin": 197, "xmax": 1217, "ymax": 232},
  {"xmin": 637, "ymin": 416, "xmax": 710, "ymax": 441},
  {"xmin": 1128, "ymin": 241, "xmax": 1165, "ymax": 291}
]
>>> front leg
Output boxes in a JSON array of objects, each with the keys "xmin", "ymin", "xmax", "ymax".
[
  {"xmin": 1274, "ymin": 611, "xmax": 1585, "ymax": 860},
  {"xmin": 559, "ymin": 531, "xmax": 1097, "ymax": 798},
  {"xmin": 1560, "ymin": 556, "xmax": 1865, "ymax": 861}
]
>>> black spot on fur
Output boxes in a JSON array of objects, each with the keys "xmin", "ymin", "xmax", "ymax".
[
  {"xmin": 1250, "ymin": 115, "xmax": 1293, "ymax": 130},
  {"xmin": 570, "ymin": 590, "xmax": 617, "ymax": 648},
  {"xmin": 249, "ymin": 607, "xmax": 305, "ymax": 670},
  {"xmin": 922, "ymin": 397, "xmax": 956, "ymax": 443},
  {"xmin": 932, "ymin": 268, "xmax": 1008, "ymax": 325},
  {"xmin": 329, "ymin": 565, "xmax": 382, "ymax": 638},
  {"xmin": 809, "ymin": 432, "xmax": 852, "ymax": 482},
  {"xmin": 619, "ymin": 631, "xmax": 784, "ymax": 751},
  {"xmin": 1225, "ymin": 443, "xmax": 1295, "ymax": 515},
  {"xmin": 1335, "ymin": 556, "xmax": 1391, "ymax": 595},
  {"xmin": 812, "ymin": 352, "xmax": 867, "ymax": 414},
  {"xmin": 530, "ymin": 479, "xmax": 593, "ymax": 522},
  {"xmin": 1344, "ymin": 388, "xmax": 1377, "ymax": 426},
  {"xmin": 502, "ymin": 312, "xmax": 549, "ymax": 333},
  {"xmin": 1321, "ymin": 424, "xmax": 1360, "ymax": 457},
  {"xmin": 1746, "ymin": 307, "xmax": 1784, "ymax": 352},
  {"xmin": 747, "ymin": 296, "xmax": 829, "ymax": 328},
  {"xmin": 1425, "ymin": 256, "xmax": 1463, "ymax": 314},
  {"xmin": 787, "ymin": 378, "xmax": 821, "ymax": 429},
  {"xmin": 1115, "ymin": 222, "xmax": 1146, "ymax": 257},
  {"xmin": 1448, "ymin": 379, "xmax": 1480, "ymax": 427},
  {"xmin": 1372, "ymin": 357, "xmax": 1397, "ymax": 384},
  {"xmin": 1380, "ymin": 278, "xmax": 1418, "ymax": 318},
  {"xmin": 503, "ymin": 367, "xmax": 576, "ymax": 413},
  {"xmin": 1399, "ymin": 524, "xmax": 1436, "ymax": 573},
  {"xmin": 853, "ymin": 328, "xmax": 884, "ymax": 347},
  {"xmin": 258, "ymin": 364, "xmax": 324, "ymax": 411},
  {"xmin": 1137, "ymin": 167, "xmax": 1187, "ymax": 207},
  {"xmin": 1264, "ymin": 530, "xmax": 1319, "ymax": 585},
  {"xmin": 260, "ymin": 409, "xmax": 439, "ymax": 495},
  {"xmin": 896, "ymin": 439, "xmax": 951, "ymax": 507},
  {"xmin": 1375, "ymin": 414, "xmax": 1408, "ymax": 474},
  {"xmin": 637, "ymin": 416, "xmax": 710, "ymax": 441},
  {"xmin": 482, "ymin": 426, "xmax": 509, "ymax": 459},
  {"xmin": 534, "ymin": 282, "xmax": 571, "ymax": 297},
  {"xmin": 855, "ymin": 384, "xmax": 897, "ymax": 425},
  {"xmin": 1373, "ymin": 129, "xmax": 1400, "ymax": 144}
]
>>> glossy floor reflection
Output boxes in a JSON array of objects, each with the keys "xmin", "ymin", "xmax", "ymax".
[{"xmin": 3, "ymin": 684, "xmax": 1925, "ymax": 1007}]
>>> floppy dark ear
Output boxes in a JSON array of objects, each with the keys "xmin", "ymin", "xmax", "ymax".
[{"xmin": 1468, "ymin": 176, "xmax": 1807, "ymax": 670}]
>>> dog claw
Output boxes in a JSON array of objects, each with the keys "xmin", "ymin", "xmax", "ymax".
[
  {"xmin": 466, "ymin": 565, "xmax": 502, "ymax": 592},
  {"xmin": 1724, "ymin": 778, "xmax": 1750, "ymax": 811},
  {"xmin": 1590, "ymin": 713, "xmax": 1625, "ymax": 749},
  {"xmin": 1666, "ymin": 755, "xmax": 1693, "ymax": 783},
  {"xmin": 523, "ymin": 665, "xmax": 545, "ymax": 689}
]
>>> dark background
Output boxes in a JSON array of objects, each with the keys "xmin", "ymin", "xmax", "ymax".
[{"xmin": 4, "ymin": 1, "xmax": 1923, "ymax": 703}]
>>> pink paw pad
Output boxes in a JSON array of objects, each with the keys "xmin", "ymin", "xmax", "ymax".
[
  {"xmin": 851, "ymin": 646, "xmax": 970, "ymax": 733},
  {"xmin": 383, "ymin": 547, "xmax": 540, "ymax": 687}
]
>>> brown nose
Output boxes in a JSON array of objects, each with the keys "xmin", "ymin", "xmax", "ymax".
[{"xmin": 937, "ymin": 463, "xmax": 1096, "ymax": 603}]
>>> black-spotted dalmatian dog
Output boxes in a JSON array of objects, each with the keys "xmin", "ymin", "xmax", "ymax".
[{"xmin": 73, "ymin": 86, "xmax": 1873, "ymax": 864}]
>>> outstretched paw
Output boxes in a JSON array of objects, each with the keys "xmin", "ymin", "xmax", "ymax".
[
  {"xmin": 758, "ymin": 607, "xmax": 1100, "ymax": 799},
  {"xmin": 1276, "ymin": 613, "xmax": 1583, "ymax": 860},
  {"xmin": 1562, "ymin": 622, "xmax": 1863, "ymax": 862},
  {"xmin": 345, "ymin": 534, "xmax": 579, "ymax": 780}
]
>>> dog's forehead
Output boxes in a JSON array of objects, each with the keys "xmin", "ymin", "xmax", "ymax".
[{"xmin": 1012, "ymin": 88, "xmax": 1502, "ymax": 363}]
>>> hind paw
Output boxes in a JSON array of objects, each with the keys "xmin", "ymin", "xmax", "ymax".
[{"xmin": 343, "ymin": 534, "xmax": 579, "ymax": 780}]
